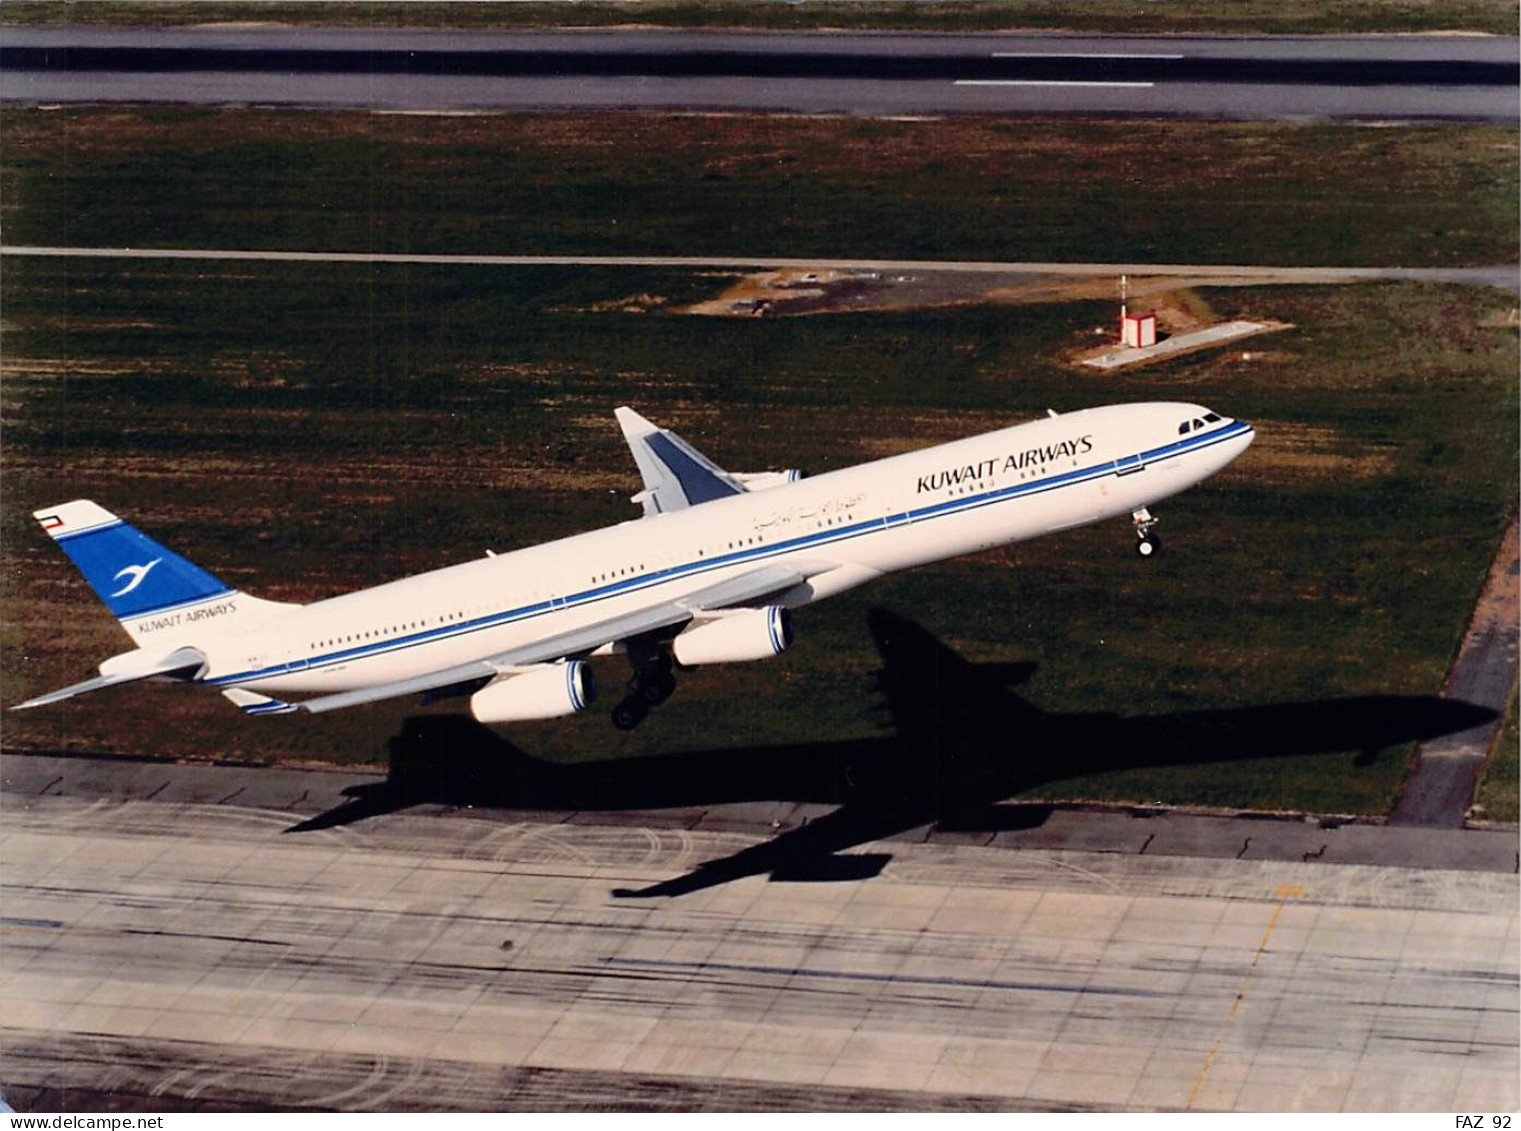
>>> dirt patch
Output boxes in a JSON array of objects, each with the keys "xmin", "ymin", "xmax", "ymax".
[
  {"xmin": 679, "ymin": 267, "xmax": 1363, "ymax": 321},
  {"xmin": 1242, "ymin": 420, "xmax": 1398, "ymax": 485}
]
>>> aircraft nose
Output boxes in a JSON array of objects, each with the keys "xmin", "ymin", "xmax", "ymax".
[{"xmin": 1230, "ymin": 421, "xmax": 1256, "ymax": 462}]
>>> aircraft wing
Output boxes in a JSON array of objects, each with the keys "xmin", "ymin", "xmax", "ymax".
[
  {"xmin": 615, "ymin": 406, "xmax": 745, "ymax": 516},
  {"xmin": 293, "ymin": 561, "xmax": 821, "ymax": 714}
]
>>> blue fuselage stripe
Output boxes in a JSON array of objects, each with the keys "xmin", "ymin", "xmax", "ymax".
[{"xmin": 213, "ymin": 423, "xmax": 1250, "ymax": 687}]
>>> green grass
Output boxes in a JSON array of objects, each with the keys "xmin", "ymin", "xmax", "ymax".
[
  {"xmin": 3, "ymin": 110, "xmax": 1516, "ymax": 267},
  {"xmin": 3, "ymin": 256, "xmax": 1516, "ymax": 815},
  {"xmin": 2, "ymin": 0, "xmax": 1516, "ymax": 35},
  {"xmin": 1474, "ymin": 684, "xmax": 1519, "ymax": 823}
]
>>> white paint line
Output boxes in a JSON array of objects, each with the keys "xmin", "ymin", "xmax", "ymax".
[
  {"xmin": 990, "ymin": 52, "xmax": 1184, "ymax": 60},
  {"xmin": 0, "ymin": 246, "xmax": 1404, "ymax": 280},
  {"xmin": 954, "ymin": 80, "xmax": 1156, "ymax": 88}
]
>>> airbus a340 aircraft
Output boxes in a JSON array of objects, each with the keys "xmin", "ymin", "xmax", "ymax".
[{"xmin": 16, "ymin": 402, "xmax": 1252, "ymax": 729}]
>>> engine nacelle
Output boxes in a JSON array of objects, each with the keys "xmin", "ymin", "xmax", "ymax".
[
  {"xmin": 672, "ymin": 606, "xmax": 794, "ymax": 666},
  {"xmin": 469, "ymin": 662, "xmax": 596, "ymax": 725},
  {"xmin": 732, "ymin": 469, "xmax": 805, "ymax": 492}
]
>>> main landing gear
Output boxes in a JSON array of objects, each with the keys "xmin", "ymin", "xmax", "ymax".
[
  {"xmin": 611, "ymin": 640, "xmax": 677, "ymax": 731},
  {"xmin": 1132, "ymin": 506, "xmax": 1161, "ymax": 559}
]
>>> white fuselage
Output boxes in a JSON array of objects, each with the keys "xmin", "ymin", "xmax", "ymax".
[{"xmin": 174, "ymin": 402, "xmax": 1252, "ymax": 696}]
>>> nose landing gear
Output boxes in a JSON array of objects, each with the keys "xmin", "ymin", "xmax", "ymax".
[{"xmin": 1132, "ymin": 507, "xmax": 1161, "ymax": 558}]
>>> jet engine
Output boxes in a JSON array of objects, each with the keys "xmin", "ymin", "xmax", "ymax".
[
  {"xmin": 672, "ymin": 606, "xmax": 794, "ymax": 666},
  {"xmin": 732, "ymin": 469, "xmax": 805, "ymax": 492},
  {"xmin": 470, "ymin": 661, "xmax": 596, "ymax": 724}
]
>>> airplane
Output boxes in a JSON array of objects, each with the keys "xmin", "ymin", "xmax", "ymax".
[{"xmin": 14, "ymin": 401, "xmax": 1254, "ymax": 729}]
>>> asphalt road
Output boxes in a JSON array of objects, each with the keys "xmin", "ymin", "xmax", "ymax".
[
  {"xmin": 2, "ymin": 27, "xmax": 1516, "ymax": 119},
  {"xmin": 1392, "ymin": 518, "xmax": 1521, "ymax": 827},
  {"xmin": 5, "ymin": 246, "xmax": 1518, "ymax": 293},
  {"xmin": 2, "ymin": 756, "xmax": 1516, "ymax": 1112}
]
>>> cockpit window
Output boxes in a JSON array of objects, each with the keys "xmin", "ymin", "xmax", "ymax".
[
  {"xmin": 1178, "ymin": 421, "xmax": 1192, "ymax": 435},
  {"xmin": 1203, "ymin": 412, "xmax": 1222, "ymax": 423}
]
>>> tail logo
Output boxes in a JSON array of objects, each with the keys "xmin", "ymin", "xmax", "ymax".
[{"xmin": 110, "ymin": 558, "xmax": 163, "ymax": 598}]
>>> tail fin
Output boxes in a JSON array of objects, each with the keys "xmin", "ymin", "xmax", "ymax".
[{"xmin": 35, "ymin": 500, "xmax": 296, "ymax": 644}]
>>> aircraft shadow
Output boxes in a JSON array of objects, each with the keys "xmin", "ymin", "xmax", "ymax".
[{"xmin": 289, "ymin": 608, "xmax": 1495, "ymax": 898}]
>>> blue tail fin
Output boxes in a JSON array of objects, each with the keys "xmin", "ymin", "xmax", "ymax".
[
  {"xmin": 36, "ymin": 500, "xmax": 233, "ymax": 621},
  {"xmin": 36, "ymin": 500, "xmax": 300, "ymax": 645}
]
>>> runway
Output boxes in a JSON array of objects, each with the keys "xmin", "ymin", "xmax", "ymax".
[
  {"xmin": 2, "ymin": 28, "xmax": 1515, "ymax": 119},
  {"xmin": 2, "ymin": 759, "xmax": 1515, "ymax": 1111}
]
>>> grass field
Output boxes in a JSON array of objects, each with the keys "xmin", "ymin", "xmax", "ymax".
[
  {"xmin": 1475, "ymin": 684, "xmax": 1519, "ymax": 823},
  {"xmin": 3, "ymin": 0, "xmax": 1516, "ymax": 35},
  {"xmin": 3, "ymin": 110, "xmax": 1516, "ymax": 267},
  {"xmin": 3, "ymin": 255, "xmax": 1515, "ymax": 816}
]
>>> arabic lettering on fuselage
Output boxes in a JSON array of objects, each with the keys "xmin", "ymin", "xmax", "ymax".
[
  {"xmin": 915, "ymin": 435, "xmax": 1095, "ymax": 494},
  {"xmin": 756, "ymin": 491, "xmax": 866, "ymax": 529}
]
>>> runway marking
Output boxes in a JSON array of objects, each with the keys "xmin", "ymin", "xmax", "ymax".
[
  {"xmin": 954, "ymin": 80, "xmax": 1155, "ymax": 89},
  {"xmin": 991, "ymin": 52, "xmax": 1184, "ymax": 60},
  {"xmin": 1186, "ymin": 890, "xmax": 1298, "ymax": 1110}
]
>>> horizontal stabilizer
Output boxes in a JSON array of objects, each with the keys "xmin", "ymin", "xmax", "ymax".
[
  {"xmin": 223, "ymin": 689, "xmax": 298, "ymax": 716},
  {"xmin": 12, "ymin": 646, "xmax": 206, "ymax": 710}
]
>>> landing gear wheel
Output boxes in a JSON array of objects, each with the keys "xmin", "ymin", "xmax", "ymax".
[
  {"xmin": 612, "ymin": 694, "xmax": 649, "ymax": 731},
  {"xmin": 638, "ymin": 670, "xmax": 677, "ymax": 706},
  {"xmin": 1131, "ymin": 506, "xmax": 1160, "ymax": 559}
]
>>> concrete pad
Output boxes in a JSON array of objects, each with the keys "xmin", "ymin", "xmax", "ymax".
[
  {"xmin": 924, "ymin": 1061, "xmax": 1037, "ymax": 1099},
  {"xmin": 8, "ymin": 974, "xmax": 102, "ymax": 1005},
  {"xmin": 834, "ymin": 1030, "xmax": 950, "ymax": 1067},
  {"xmin": 721, "ymin": 1050, "xmax": 831, "ymax": 1087},
  {"xmin": 1458, "ymin": 1063, "xmax": 1521, "ymax": 1111},
  {"xmin": 142, "ymin": 1009, "xmax": 248, "ymax": 1044},
  {"xmin": 830, "ymin": 899, "xmax": 936, "ymax": 931},
  {"xmin": 58, "ymin": 1003, "xmax": 162, "ymax": 1038},
  {"xmin": 1341, "ymin": 1067, "xmax": 1462, "ymax": 1111},
  {"xmin": 821, "ymin": 1058, "xmax": 936, "ymax": 1092},
  {"xmin": 620, "ymin": 1041, "xmax": 738, "ymax": 1078},
  {"xmin": 1082, "ymin": 321, "xmax": 1273, "ymax": 370},
  {"xmin": 1205, "ymin": 922, "xmax": 1280, "ymax": 951},
  {"xmin": 527, "ymin": 1038, "xmax": 639, "ymax": 1072},
  {"xmin": 5, "ymin": 775, "xmax": 1515, "ymax": 1114},
  {"xmin": 331, "ymin": 1023, "xmax": 444, "ymax": 1058},
  {"xmin": 429, "ymin": 1029, "xmax": 544, "ymax": 1066},
  {"xmin": 1401, "ymin": 931, "xmax": 1507, "ymax": 964},
  {"xmin": 1116, "ymin": 915, "xmax": 1219, "ymax": 947},
  {"xmin": 1308, "ymin": 928, "xmax": 1412, "ymax": 960},
  {"xmin": 1023, "ymin": 1067, "xmax": 1144, "ymax": 1107},
  {"xmin": 540, "ymin": 1011, "xmax": 659, "ymax": 1047},
  {"xmin": 736, "ymin": 1024, "xmax": 853, "ymax": 1060},
  {"xmin": 355, "ymin": 999, "xmax": 466, "ymax": 1033},
  {"xmin": 1187, "ymin": 1076, "xmax": 1247, "ymax": 1112},
  {"xmin": 79, "ymin": 979, "xmax": 187, "ymax": 1010},
  {"xmin": 1042, "ymin": 1044, "xmax": 1153, "ymax": 1078},
  {"xmin": 449, "ymin": 1007, "xmax": 559, "ymax": 1040},
  {"xmin": 234, "ymin": 1016, "xmax": 343, "ymax": 1052},
  {"xmin": 1127, "ymin": 1072, "xmax": 1204, "ymax": 1110}
]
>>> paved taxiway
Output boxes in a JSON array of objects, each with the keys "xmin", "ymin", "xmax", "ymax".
[
  {"xmin": 2, "ymin": 757, "xmax": 1515, "ymax": 1112},
  {"xmin": 5, "ymin": 247, "xmax": 1517, "ymax": 294},
  {"xmin": 2, "ymin": 28, "xmax": 1515, "ymax": 119}
]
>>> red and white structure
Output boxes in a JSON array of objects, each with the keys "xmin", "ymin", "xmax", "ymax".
[{"xmin": 1121, "ymin": 311, "xmax": 1157, "ymax": 349}]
